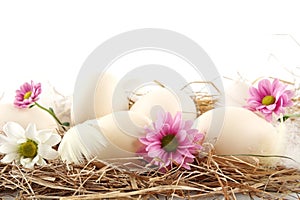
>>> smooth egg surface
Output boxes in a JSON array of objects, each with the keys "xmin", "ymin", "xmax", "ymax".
[
  {"xmin": 194, "ymin": 107, "xmax": 284, "ymax": 164},
  {"xmin": 224, "ymin": 80, "xmax": 249, "ymax": 107},
  {"xmin": 90, "ymin": 111, "xmax": 152, "ymax": 154},
  {"xmin": 130, "ymin": 87, "xmax": 196, "ymax": 121},
  {"xmin": 0, "ymin": 103, "xmax": 57, "ymax": 130},
  {"xmin": 72, "ymin": 72, "xmax": 129, "ymax": 125}
]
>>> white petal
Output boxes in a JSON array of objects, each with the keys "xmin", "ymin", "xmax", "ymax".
[
  {"xmin": 0, "ymin": 134, "xmax": 9, "ymax": 145},
  {"xmin": 3, "ymin": 122, "xmax": 25, "ymax": 140},
  {"xmin": 38, "ymin": 144, "xmax": 58, "ymax": 160},
  {"xmin": 44, "ymin": 133, "xmax": 61, "ymax": 146},
  {"xmin": 36, "ymin": 156, "xmax": 47, "ymax": 166},
  {"xmin": 37, "ymin": 130, "xmax": 61, "ymax": 146},
  {"xmin": 24, "ymin": 162, "xmax": 35, "ymax": 169},
  {"xmin": 36, "ymin": 130, "xmax": 52, "ymax": 143},
  {"xmin": 25, "ymin": 123, "xmax": 38, "ymax": 140},
  {"xmin": 32, "ymin": 155, "xmax": 41, "ymax": 164},
  {"xmin": 1, "ymin": 153, "xmax": 18, "ymax": 163},
  {"xmin": 20, "ymin": 157, "xmax": 35, "ymax": 169},
  {"xmin": 17, "ymin": 138, "xmax": 27, "ymax": 144},
  {"xmin": 0, "ymin": 143, "xmax": 18, "ymax": 154}
]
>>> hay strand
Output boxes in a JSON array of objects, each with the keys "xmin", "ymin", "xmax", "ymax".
[
  {"xmin": 1, "ymin": 153, "xmax": 299, "ymax": 199},
  {"xmin": 1, "ymin": 79, "xmax": 300, "ymax": 199}
]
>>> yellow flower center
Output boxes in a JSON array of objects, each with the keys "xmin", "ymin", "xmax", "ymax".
[
  {"xmin": 24, "ymin": 91, "xmax": 32, "ymax": 100},
  {"xmin": 261, "ymin": 95, "xmax": 276, "ymax": 106},
  {"xmin": 18, "ymin": 140, "xmax": 38, "ymax": 158},
  {"xmin": 161, "ymin": 134, "xmax": 178, "ymax": 152}
]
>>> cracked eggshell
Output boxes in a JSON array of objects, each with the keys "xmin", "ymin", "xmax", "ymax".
[
  {"xmin": 59, "ymin": 111, "xmax": 151, "ymax": 163},
  {"xmin": 130, "ymin": 87, "xmax": 196, "ymax": 121},
  {"xmin": 194, "ymin": 107, "xmax": 284, "ymax": 165},
  {"xmin": 0, "ymin": 103, "xmax": 57, "ymax": 130}
]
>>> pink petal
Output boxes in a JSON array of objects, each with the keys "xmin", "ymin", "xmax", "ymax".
[
  {"xmin": 172, "ymin": 152, "xmax": 184, "ymax": 164},
  {"xmin": 160, "ymin": 124, "xmax": 171, "ymax": 136},
  {"xmin": 171, "ymin": 113, "xmax": 182, "ymax": 133},
  {"xmin": 176, "ymin": 130, "xmax": 187, "ymax": 142},
  {"xmin": 161, "ymin": 152, "xmax": 170, "ymax": 165},
  {"xmin": 249, "ymin": 87, "xmax": 262, "ymax": 100},
  {"xmin": 258, "ymin": 79, "xmax": 272, "ymax": 96},
  {"xmin": 154, "ymin": 111, "xmax": 165, "ymax": 130},
  {"xmin": 145, "ymin": 142, "xmax": 161, "ymax": 152},
  {"xmin": 148, "ymin": 148, "xmax": 163, "ymax": 158},
  {"xmin": 165, "ymin": 112, "xmax": 173, "ymax": 124},
  {"xmin": 264, "ymin": 114, "xmax": 273, "ymax": 122},
  {"xmin": 183, "ymin": 120, "xmax": 193, "ymax": 130},
  {"xmin": 266, "ymin": 104, "xmax": 276, "ymax": 111},
  {"xmin": 139, "ymin": 137, "xmax": 152, "ymax": 145},
  {"xmin": 271, "ymin": 79, "xmax": 281, "ymax": 93},
  {"xmin": 139, "ymin": 109, "xmax": 204, "ymax": 169},
  {"xmin": 20, "ymin": 82, "xmax": 30, "ymax": 92}
]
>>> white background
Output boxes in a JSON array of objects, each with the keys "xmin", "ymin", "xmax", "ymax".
[{"xmin": 1, "ymin": 0, "xmax": 300, "ymax": 98}]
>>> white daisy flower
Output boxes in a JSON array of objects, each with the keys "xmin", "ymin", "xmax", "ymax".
[{"xmin": 0, "ymin": 122, "xmax": 61, "ymax": 168}]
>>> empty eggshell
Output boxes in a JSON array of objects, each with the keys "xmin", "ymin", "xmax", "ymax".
[
  {"xmin": 130, "ymin": 87, "xmax": 197, "ymax": 121},
  {"xmin": 59, "ymin": 111, "xmax": 151, "ymax": 164},
  {"xmin": 194, "ymin": 107, "xmax": 284, "ymax": 165},
  {"xmin": 0, "ymin": 103, "xmax": 57, "ymax": 130}
]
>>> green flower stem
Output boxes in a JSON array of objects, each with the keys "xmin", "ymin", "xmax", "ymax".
[
  {"xmin": 285, "ymin": 113, "xmax": 300, "ymax": 118},
  {"xmin": 34, "ymin": 102, "xmax": 67, "ymax": 131},
  {"xmin": 280, "ymin": 113, "xmax": 300, "ymax": 122}
]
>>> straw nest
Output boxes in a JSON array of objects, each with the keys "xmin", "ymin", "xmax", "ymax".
[
  {"xmin": 1, "ymin": 152, "xmax": 299, "ymax": 199},
  {"xmin": 1, "ymin": 80, "xmax": 300, "ymax": 199}
]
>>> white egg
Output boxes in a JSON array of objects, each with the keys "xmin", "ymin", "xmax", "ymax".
[
  {"xmin": 0, "ymin": 103, "xmax": 57, "ymax": 130},
  {"xmin": 194, "ymin": 107, "xmax": 284, "ymax": 165},
  {"xmin": 94, "ymin": 73, "xmax": 130, "ymax": 119},
  {"xmin": 59, "ymin": 111, "xmax": 151, "ymax": 164},
  {"xmin": 130, "ymin": 87, "xmax": 197, "ymax": 121},
  {"xmin": 128, "ymin": 83, "xmax": 162, "ymax": 103},
  {"xmin": 72, "ymin": 72, "xmax": 129, "ymax": 124},
  {"xmin": 73, "ymin": 72, "xmax": 161, "ymax": 125},
  {"xmin": 224, "ymin": 79, "xmax": 250, "ymax": 107},
  {"xmin": 72, "ymin": 70, "xmax": 197, "ymax": 125}
]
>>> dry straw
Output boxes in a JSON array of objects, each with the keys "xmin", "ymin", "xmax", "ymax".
[
  {"xmin": 1, "ymin": 152, "xmax": 299, "ymax": 199},
  {"xmin": 1, "ymin": 80, "xmax": 300, "ymax": 199}
]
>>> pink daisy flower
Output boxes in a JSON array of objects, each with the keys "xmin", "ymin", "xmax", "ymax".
[
  {"xmin": 245, "ymin": 78, "xmax": 294, "ymax": 122},
  {"xmin": 138, "ymin": 110, "xmax": 204, "ymax": 170},
  {"xmin": 14, "ymin": 81, "xmax": 42, "ymax": 108}
]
